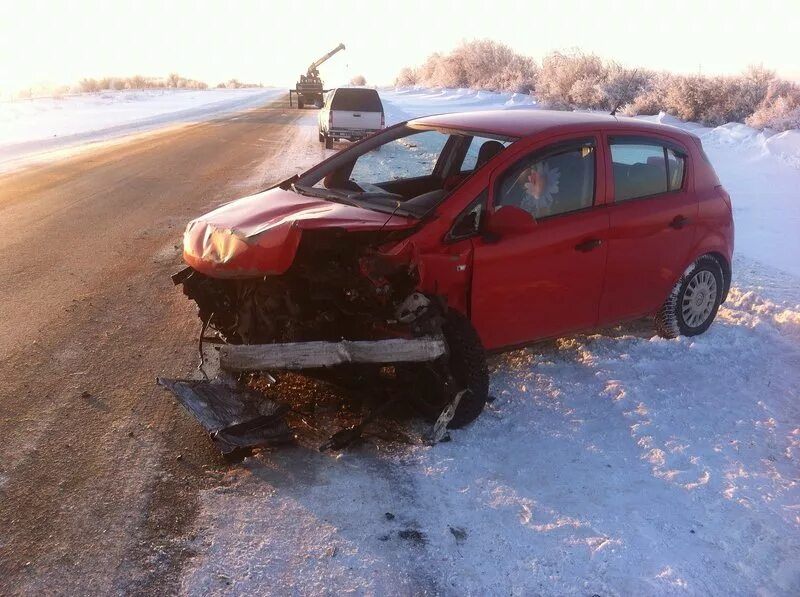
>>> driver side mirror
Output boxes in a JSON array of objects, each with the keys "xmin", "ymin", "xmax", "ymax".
[{"xmin": 485, "ymin": 205, "xmax": 536, "ymax": 240}]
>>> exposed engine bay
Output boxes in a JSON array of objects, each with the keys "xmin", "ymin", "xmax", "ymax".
[{"xmin": 175, "ymin": 228, "xmax": 443, "ymax": 345}]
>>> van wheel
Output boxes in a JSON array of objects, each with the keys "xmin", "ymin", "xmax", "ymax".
[
  {"xmin": 324, "ymin": 135, "xmax": 333, "ymax": 149},
  {"xmin": 656, "ymin": 255, "xmax": 724, "ymax": 338}
]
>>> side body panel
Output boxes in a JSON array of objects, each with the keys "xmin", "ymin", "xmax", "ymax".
[
  {"xmin": 598, "ymin": 132, "xmax": 700, "ymax": 324},
  {"xmin": 468, "ymin": 131, "xmax": 611, "ymax": 350}
]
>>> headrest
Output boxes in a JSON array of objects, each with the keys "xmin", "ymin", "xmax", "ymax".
[{"xmin": 475, "ymin": 140, "xmax": 505, "ymax": 169}]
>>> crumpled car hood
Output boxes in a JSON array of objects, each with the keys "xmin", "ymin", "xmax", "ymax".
[{"xmin": 183, "ymin": 187, "xmax": 415, "ymax": 278}]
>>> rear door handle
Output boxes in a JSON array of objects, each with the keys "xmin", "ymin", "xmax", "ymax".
[
  {"xmin": 575, "ymin": 238, "xmax": 602, "ymax": 252},
  {"xmin": 670, "ymin": 215, "xmax": 689, "ymax": 229}
]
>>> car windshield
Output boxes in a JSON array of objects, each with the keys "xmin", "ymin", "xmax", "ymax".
[{"xmin": 292, "ymin": 124, "xmax": 515, "ymax": 218}]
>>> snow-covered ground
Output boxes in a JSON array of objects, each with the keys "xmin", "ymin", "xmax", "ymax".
[
  {"xmin": 0, "ymin": 88, "xmax": 285, "ymax": 170},
  {"xmin": 173, "ymin": 88, "xmax": 800, "ymax": 595}
]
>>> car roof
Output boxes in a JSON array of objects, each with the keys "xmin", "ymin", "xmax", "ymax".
[{"xmin": 411, "ymin": 109, "xmax": 696, "ymax": 141}]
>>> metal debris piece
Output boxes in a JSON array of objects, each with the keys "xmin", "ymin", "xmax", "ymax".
[
  {"xmin": 319, "ymin": 395, "xmax": 402, "ymax": 452},
  {"xmin": 430, "ymin": 389, "xmax": 469, "ymax": 444},
  {"xmin": 156, "ymin": 377, "xmax": 291, "ymax": 454}
]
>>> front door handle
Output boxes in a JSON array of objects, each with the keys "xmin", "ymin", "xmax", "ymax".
[
  {"xmin": 670, "ymin": 215, "xmax": 689, "ymax": 229},
  {"xmin": 575, "ymin": 238, "xmax": 602, "ymax": 252}
]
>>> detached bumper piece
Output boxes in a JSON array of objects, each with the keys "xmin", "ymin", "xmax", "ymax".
[
  {"xmin": 156, "ymin": 377, "xmax": 292, "ymax": 454},
  {"xmin": 158, "ymin": 335, "xmax": 447, "ymax": 454}
]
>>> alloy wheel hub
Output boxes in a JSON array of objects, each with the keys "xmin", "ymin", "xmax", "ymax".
[{"xmin": 682, "ymin": 270, "xmax": 717, "ymax": 328}]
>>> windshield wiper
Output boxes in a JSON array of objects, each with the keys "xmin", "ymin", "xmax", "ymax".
[{"xmin": 290, "ymin": 184, "xmax": 358, "ymax": 206}]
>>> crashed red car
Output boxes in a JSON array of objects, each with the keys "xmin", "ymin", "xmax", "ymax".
[{"xmin": 175, "ymin": 109, "xmax": 734, "ymax": 429}]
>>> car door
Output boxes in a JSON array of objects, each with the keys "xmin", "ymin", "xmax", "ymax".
[
  {"xmin": 470, "ymin": 134, "xmax": 610, "ymax": 350},
  {"xmin": 599, "ymin": 134, "xmax": 698, "ymax": 324}
]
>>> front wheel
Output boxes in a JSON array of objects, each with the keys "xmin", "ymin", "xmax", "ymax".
[
  {"xmin": 324, "ymin": 135, "xmax": 333, "ymax": 149},
  {"xmin": 656, "ymin": 255, "xmax": 724, "ymax": 338},
  {"xmin": 318, "ymin": 130, "xmax": 324, "ymax": 142},
  {"xmin": 443, "ymin": 313, "xmax": 489, "ymax": 427},
  {"xmin": 400, "ymin": 313, "xmax": 489, "ymax": 428}
]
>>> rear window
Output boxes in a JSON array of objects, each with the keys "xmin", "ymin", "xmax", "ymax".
[{"xmin": 331, "ymin": 88, "xmax": 383, "ymax": 112}]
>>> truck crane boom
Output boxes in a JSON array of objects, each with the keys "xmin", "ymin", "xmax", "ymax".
[{"xmin": 307, "ymin": 43, "xmax": 346, "ymax": 78}]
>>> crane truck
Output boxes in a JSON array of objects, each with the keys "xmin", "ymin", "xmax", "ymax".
[{"xmin": 290, "ymin": 43, "xmax": 346, "ymax": 108}]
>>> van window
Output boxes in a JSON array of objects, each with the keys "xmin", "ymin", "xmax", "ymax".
[
  {"xmin": 331, "ymin": 88, "xmax": 383, "ymax": 112},
  {"xmin": 497, "ymin": 140, "xmax": 596, "ymax": 219}
]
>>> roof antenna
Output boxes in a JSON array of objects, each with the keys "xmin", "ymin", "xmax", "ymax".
[{"xmin": 610, "ymin": 69, "xmax": 638, "ymax": 117}]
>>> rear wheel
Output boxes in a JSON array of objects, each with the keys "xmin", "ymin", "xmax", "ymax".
[
  {"xmin": 297, "ymin": 98, "xmax": 304, "ymax": 109},
  {"xmin": 318, "ymin": 130, "xmax": 324, "ymax": 142},
  {"xmin": 656, "ymin": 255, "xmax": 724, "ymax": 338},
  {"xmin": 324, "ymin": 135, "xmax": 333, "ymax": 149}
]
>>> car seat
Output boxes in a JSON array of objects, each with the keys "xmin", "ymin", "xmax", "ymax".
[{"xmin": 475, "ymin": 140, "xmax": 505, "ymax": 170}]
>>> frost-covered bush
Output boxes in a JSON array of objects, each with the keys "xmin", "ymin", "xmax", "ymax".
[
  {"xmin": 401, "ymin": 44, "xmax": 800, "ymax": 131},
  {"xmin": 626, "ymin": 67, "xmax": 780, "ymax": 127},
  {"xmin": 746, "ymin": 80, "xmax": 800, "ymax": 131},
  {"xmin": 600, "ymin": 64, "xmax": 653, "ymax": 112},
  {"xmin": 537, "ymin": 51, "xmax": 607, "ymax": 109},
  {"xmin": 395, "ymin": 67, "xmax": 418, "ymax": 87},
  {"xmin": 79, "ymin": 78, "xmax": 101, "ymax": 93},
  {"xmin": 395, "ymin": 40, "xmax": 536, "ymax": 93},
  {"xmin": 350, "ymin": 74, "xmax": 367, "ymax": 86}
]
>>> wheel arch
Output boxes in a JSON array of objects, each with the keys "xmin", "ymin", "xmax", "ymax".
[{"xmin": 706, "ymin": 251, "xmax": 731, "ymax": 303}]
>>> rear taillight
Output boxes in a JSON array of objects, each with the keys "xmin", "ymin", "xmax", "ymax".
[{"xmin": 380, "ymin": 112, "xmax": 385, "ymax": 128}]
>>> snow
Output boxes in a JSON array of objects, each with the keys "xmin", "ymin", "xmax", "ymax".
[
  {"xmin": 0, "ymin": 88, "xmax": 285, "ymax": 170},
  {"xmin": 175, "ymin": 89, "xmax": 800, "ymax": 595}
]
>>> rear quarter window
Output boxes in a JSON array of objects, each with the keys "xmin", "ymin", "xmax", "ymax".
[{"xmin": 331, "ymin": 89, "xmax": 383, "ymax": 112}]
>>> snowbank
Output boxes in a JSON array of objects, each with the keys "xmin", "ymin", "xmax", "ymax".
[{"xmin": 0, "ymin": 88, "xmax": 285, "ymax": 168}]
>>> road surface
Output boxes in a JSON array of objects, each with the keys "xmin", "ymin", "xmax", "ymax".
[{"xmin": 0, "ymin": 97, "xmax": 321, "ymax": 595}]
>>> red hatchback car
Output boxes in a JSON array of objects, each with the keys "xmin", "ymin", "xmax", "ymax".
[{"xmin": 176, "ymin": 109, "xmax": 734, "ymax": 427}]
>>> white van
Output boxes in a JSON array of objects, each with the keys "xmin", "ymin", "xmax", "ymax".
[{"xmin": 318, "ymin": 88, "xmax": 384, "ymax": 149}]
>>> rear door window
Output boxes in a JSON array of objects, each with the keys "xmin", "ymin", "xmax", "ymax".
[
  {"xmin": 331, "ymin": 89, "xmax": 383, "ymax": 112},
  {"xmin": 610, "ymin": 139, "xmax": 687, "ymax": 201}
]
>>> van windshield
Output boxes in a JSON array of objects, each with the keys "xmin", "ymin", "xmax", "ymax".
[{"xmin": 331, "ymin": 89, "xmax": 382, "ymax": 112}]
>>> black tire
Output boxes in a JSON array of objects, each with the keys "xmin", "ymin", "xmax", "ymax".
[
  {"xmin": 440, "ymin": 313, "xmax": 489, "ymax": 428},
  {"xmin": 656, "ymin": 255, "xmax": 724, "ymax": 338},
  {"xmin": 318, "ymin": 130, "xmax": 324, "ymax": 142},
  {"xmin": 297, "ymin": 98, "xmax": 304, "ymax": 109},
  {"xmin": 324, "ymin": 135, "xmax": 333, "ymax": 149}
]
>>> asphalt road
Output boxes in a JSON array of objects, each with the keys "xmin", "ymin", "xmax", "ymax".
[{"xmin": 0, "ymin": 98, "xmax": 322, "ymax": 595}]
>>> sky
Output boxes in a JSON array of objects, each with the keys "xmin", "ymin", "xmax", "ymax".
[{"xmin": 1, "ymin": 0, "xmax": 798, "ymax": 94}]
